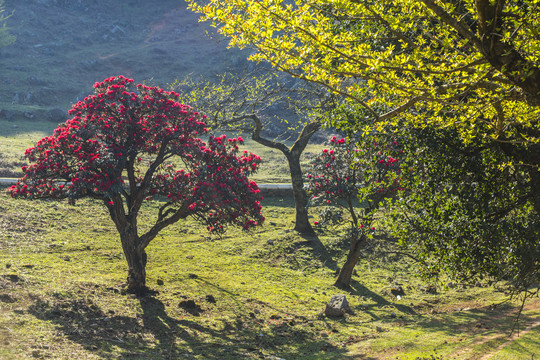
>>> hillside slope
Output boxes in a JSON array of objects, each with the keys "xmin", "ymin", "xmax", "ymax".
[{"xmin": 0, "ymin": 0, "xmax": 248, "ymax": 122}]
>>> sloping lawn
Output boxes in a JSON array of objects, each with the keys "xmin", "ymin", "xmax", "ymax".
[{"xmin": 0, "ymin": 192, "xmax": 538, "ymax": 359}]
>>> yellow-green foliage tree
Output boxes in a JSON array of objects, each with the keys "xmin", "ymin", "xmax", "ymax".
[
  {"xmin": 189, "ymin": 0, "xmax": 540, "ymax": 294},
  {"xmin": 189, "ymin": 0, "xmax": 540, "ymax": 150}
]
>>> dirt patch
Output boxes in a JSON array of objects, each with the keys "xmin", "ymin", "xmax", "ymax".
[
  {"xmin": 477, "ymin": 315, "xmax": 540, "ymax": 360},
  {"xmin": 449, "ymin": 297, "xmax": 540, "ymax": 359},
  {"xmin": 178, "ymin": 298, "xmax": 204, "ymax": 316}
]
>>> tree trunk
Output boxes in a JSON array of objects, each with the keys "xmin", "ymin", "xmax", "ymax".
[
  {"xmin": 529, "ymin": 166, "xmax": 540, "ymax": 215},
  {"xmin": 334, "ymin": 233, "xmax": 367, "ymax": 289},
  {"xmin": 287, "ymin": 153, "xmax": 315, "ymax": 235},
  {"xmin": 248, "ymin": 114, "xmax": 320, "ymax": 234},
  {"xmin": 120, "ymin": 227, "xmax": 148, "ymax": 295}
]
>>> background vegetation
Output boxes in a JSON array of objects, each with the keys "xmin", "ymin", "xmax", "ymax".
[{"xmin": 1, "ymin": 0, "xmax": 539, "ymax": 358}]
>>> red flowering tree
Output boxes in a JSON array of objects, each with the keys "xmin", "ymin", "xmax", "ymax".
[
  {"xmin": 8, "ymin": 76, "xmax": 264, "ymax": 294},
  {"xmin": 305, "ymin": 135, "xmax": 401, "ymax": 289}
]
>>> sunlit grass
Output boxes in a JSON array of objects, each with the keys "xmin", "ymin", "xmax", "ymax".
[
  {"xmin": 0, "ymin": 120, "xmax": 57, "ymax": 177},
  {"xmin": 0, "ymin": 119, "xmax": 326, "ymax": 183},
  {"xmin": 1, "ymin": 121, "xmax": 539, "ymax": 359},
  {"xmin": 1, "ymin": 191, "xmax": 538, "ymax": 359}
]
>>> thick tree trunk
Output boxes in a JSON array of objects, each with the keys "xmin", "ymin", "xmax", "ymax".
[
  {"xmin": 247, "ymin": 114, "xmax": 320, "ymax": 235},
  {"xmin": 287, "ymin": 153, "xmax": 315, "ymax": 235},
  {"xmin": 121, "ymin": 229, "xmax": 148, "ymax": 295},
  {"xmin": 106, "ymin": 193, "xmax": 191, "ymax": 296},
  {"xmin": 334, "ymin": 233, "xmax": 367, "ymax": 289},
  {"xmin": 106, "ymin": 199, "xmax": 148, "ymax": 295}
]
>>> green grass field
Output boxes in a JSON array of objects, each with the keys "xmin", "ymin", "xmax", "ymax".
[
  {"xmin": 0, "ymin": 120, "xmax": 55, "ymax": 177},
  {"xmin": 0, "ymin": 119, "xmax": 324, "ymax": 183},
  {"xmin": 0, "ymin": 120, "xmax": 539, "ymax": 359}
]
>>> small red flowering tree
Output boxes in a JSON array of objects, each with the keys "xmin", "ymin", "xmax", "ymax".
[
  {"xmin": 8, "ymin": 76, "xmax": 264, "ymax": 294},
  {"xmin": 305, "ymin": 135, "xmax": 401, "ymax": 289}
]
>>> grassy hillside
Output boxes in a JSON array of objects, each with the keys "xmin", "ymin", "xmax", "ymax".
[
  {"xmin": 0, "ymin": 0, "xmax": 248, "ymax": 122},
  {"xmin": 0, "ymin": 104, "xmax": 539, "ymax": 359},
  {"xmin": 0, "ymin": 188, "xmax": 539, "ymax": 359}
]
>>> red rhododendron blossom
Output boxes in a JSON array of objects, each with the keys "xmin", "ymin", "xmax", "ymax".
[
  {"xmin": 7, "ymin": 76, "xmax": 264, "ymax": 294},
  {"xmin": 305, "ymin": 135, "xmax": 402, "ymax": 231},
  {"xmin": 305, "ymin": 135, "xmax": 403, "ymax": 288}
]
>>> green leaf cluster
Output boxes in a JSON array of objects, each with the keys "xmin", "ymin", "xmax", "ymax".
[
  {"xmin": 388, "ymin": 124, "xmax": 540, "ymax": 295},
  {"xmin": 189, "ymin": 0, "xmax": 540, "ymax": 150}
]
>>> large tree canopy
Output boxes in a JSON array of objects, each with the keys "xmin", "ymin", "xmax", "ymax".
[
  {"xmin": 388, "ymin": 124, "xmax": 540, "ymax": 295},
  {"xmin": 190, "ymin": 0, "xmax": 540, "ymax": 149},
  {"xmin": 190, "ymin": 0, "xmax": 540, "ymax": 295},
  {"xmin": 9, "ymin": 76, "xmax": 264, "ymax": 294}
]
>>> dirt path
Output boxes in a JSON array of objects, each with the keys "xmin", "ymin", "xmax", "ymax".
[
  {"xmin": 478, "ymin": 315, "xmax": 540, "ymax": 360},
  {"xmin": 449, "ymin": 298, "xmax": 540, "ymax": 360}
]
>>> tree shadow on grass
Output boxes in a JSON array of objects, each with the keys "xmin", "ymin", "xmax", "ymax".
[
  {"xmin": 138, "ymin": 294, "xmax": 350, "ymax": 359},
  {"xmin": 406, "ymin": 302, "xmax": 540, "ymax": 339},
  {"xmin": 297, "ymin": 233, "xmax": 340, "ymax": 272},
  {"xmin": 27, "ymin": 292, "xmax": 148, "ymax": 358},
  {"xmin": 26, "ymin": 285, "xmax": 358, "ymax": 359},
  {"xmin": 347, "ymin": 279, "xmax": 540, "ymax": 349},
  {"xmin": 347, "ymin": 279, "xmax": 417, "ymax": 317}
]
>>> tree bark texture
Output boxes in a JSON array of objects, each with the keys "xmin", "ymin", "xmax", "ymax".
[
  {"xmin": 286, "ymin": 152, "xmax": 314, "ymax": 235},
  {"xmin": 120, "ymin": 227, "xmax": 148, "ymax": 294},
  {"xmin": 107, "ymin": 201, "xmax": 149, "ymax": 294},
  {"xmin": 248, "ymin": 114, "xmax": 320, "ymax": 235},
  {"xmin": 334, "ymin": 233, "xmax": 367, "ymax": 289}
]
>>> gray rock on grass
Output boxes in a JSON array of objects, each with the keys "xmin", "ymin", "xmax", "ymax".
[{"xmin": 324, "ymin": 294, "xmax": 351, "ymax": 317}]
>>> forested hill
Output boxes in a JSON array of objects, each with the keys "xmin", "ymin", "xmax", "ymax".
[{"xmin": 0, "ymin": 0, "xmax": 247, "ymax": 123}]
